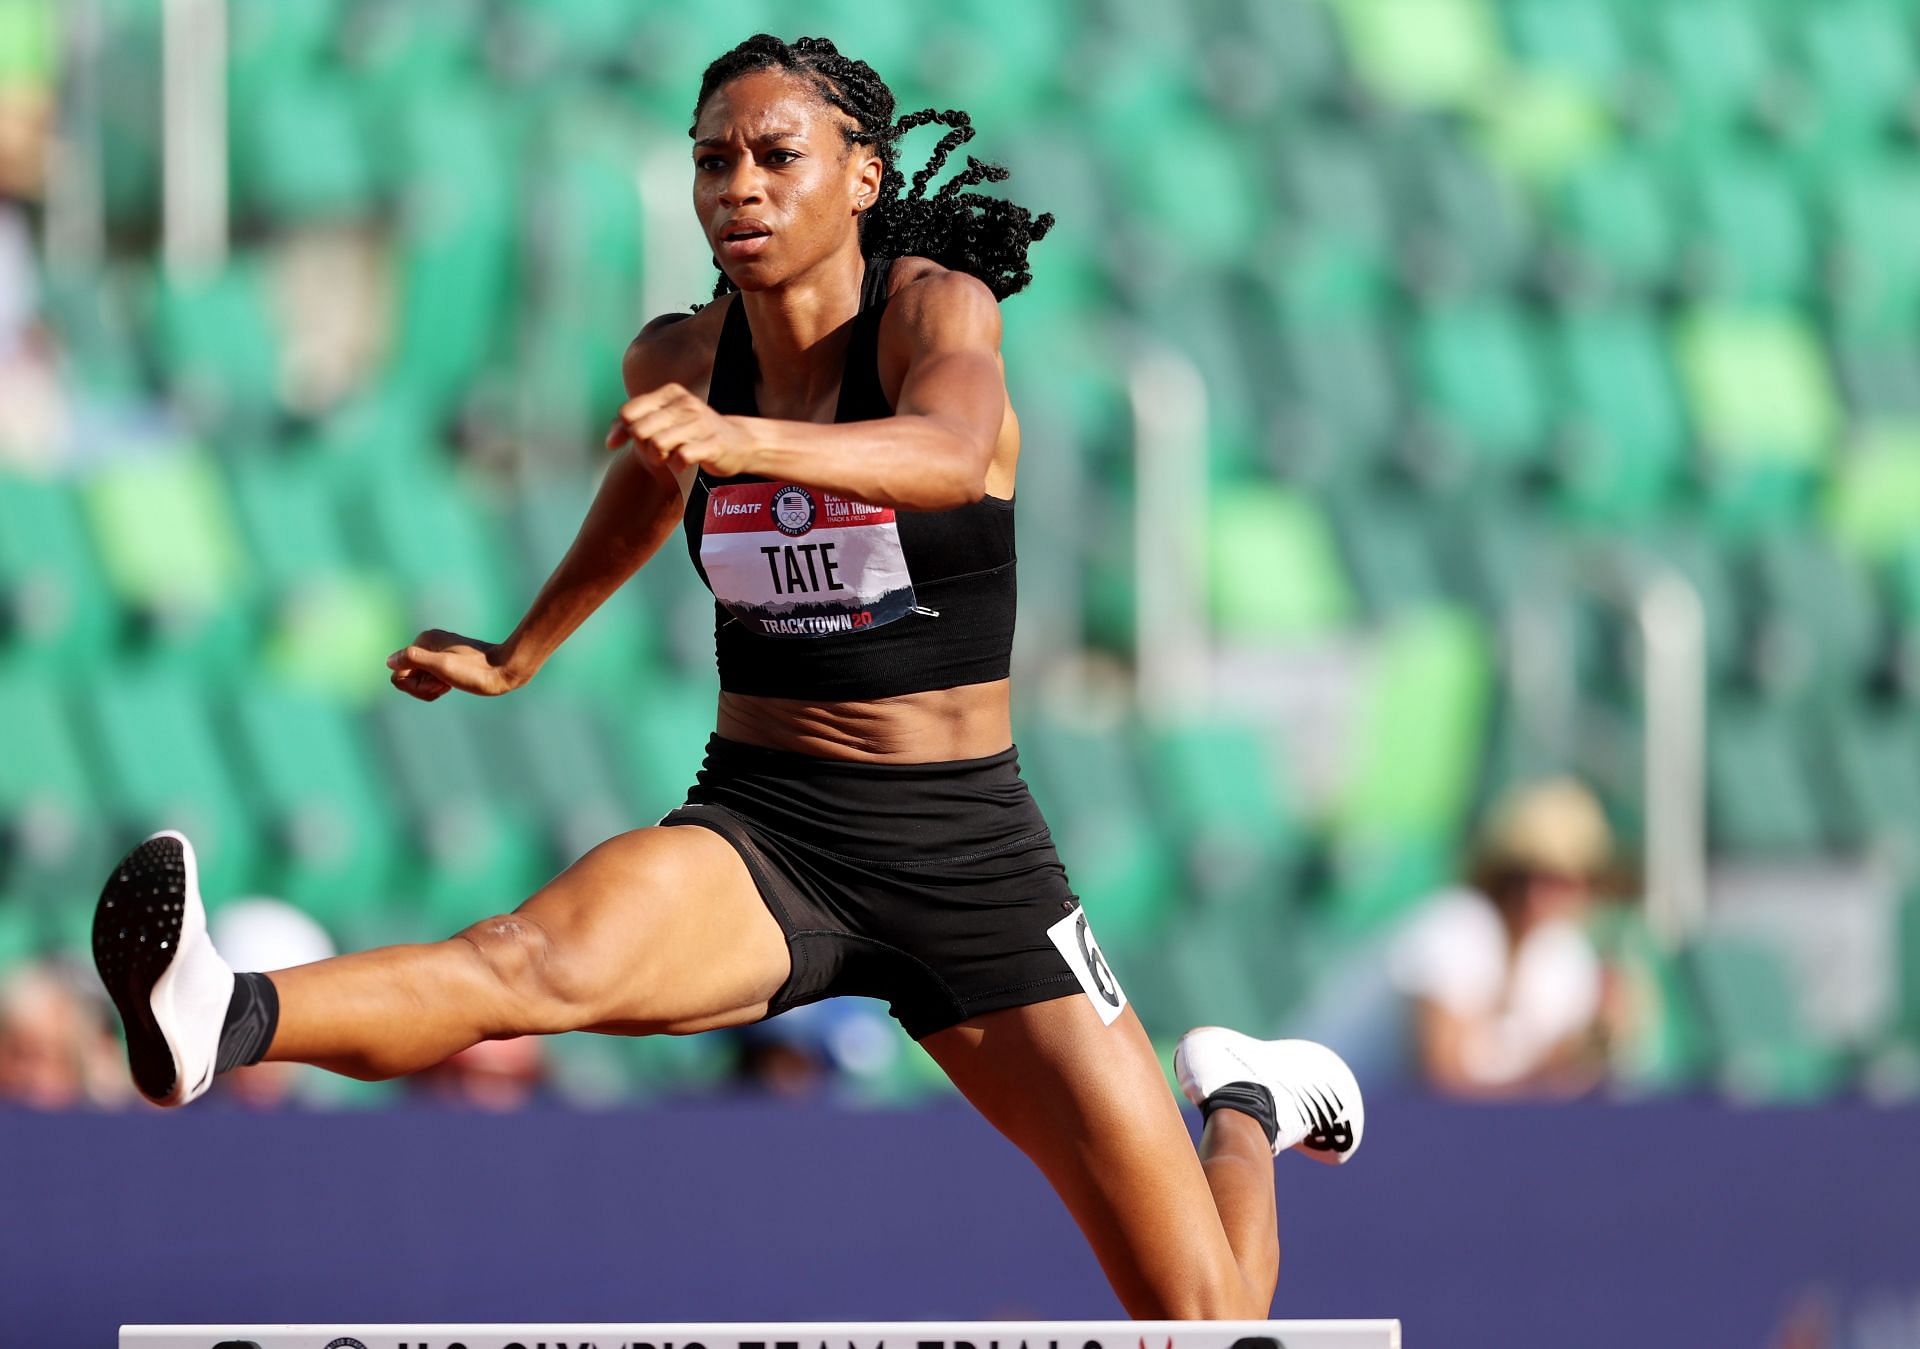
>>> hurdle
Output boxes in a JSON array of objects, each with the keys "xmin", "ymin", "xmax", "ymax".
[{"xmin": 120, "ymin": 1319, "xmax": 1402, "ymax": 1349}]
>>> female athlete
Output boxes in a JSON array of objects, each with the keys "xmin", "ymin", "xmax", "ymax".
[{"xmin": 91, "ymin": 34, "xmax": 1363, "ymax": 1318}]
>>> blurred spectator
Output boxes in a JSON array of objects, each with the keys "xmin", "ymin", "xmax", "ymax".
[
  {"xmin": 205, "ymin": 898, "xmax": 336, "ymax": 1110},
  {"xmin": 1387, "ymin": 778, "xmax": 1627, "ymax": 1099},
  {"xmin": 726, "ymin": 1000, "xmax": 903, "ymax": 1100},
  {"xmin": 0, "ymin": 200, "xmax": 68, "ymax": 469},
  {"xmin": 410, "ymin": 1035, "xmax": 551, "ymax": 1111},
  {"xmin": 0, "ymin": 956, "xmax": 132, "ymax": 1109}
]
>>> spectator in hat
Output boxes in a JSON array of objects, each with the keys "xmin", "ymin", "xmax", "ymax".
[{"xmin": 1387, "ymin": 778, "xmax": 1626, "ymax": 1098}]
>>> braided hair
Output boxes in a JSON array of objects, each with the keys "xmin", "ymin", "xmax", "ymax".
[{"xmin": 691, "ymin": 34, "xmax": 1053, "ymax": 301}]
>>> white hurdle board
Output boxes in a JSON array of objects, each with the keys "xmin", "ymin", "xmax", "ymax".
[{"xmin": 121, "ymin": 1320, "xmax": 1402, "ymax": 1349}]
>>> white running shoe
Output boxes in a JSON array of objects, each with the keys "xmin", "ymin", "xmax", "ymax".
[
  {"xmin": 92, "ymin": 830, "xmax": 234, "ymax": 1107},
  {"xmin": 1175, "ymin": 1026, "xmax": 1365, "ymax": 1165}
]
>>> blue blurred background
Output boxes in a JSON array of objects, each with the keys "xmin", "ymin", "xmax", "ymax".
[{"xmin": 2, "ymin": 0, "xmax": 1919, "ymax": 1343}]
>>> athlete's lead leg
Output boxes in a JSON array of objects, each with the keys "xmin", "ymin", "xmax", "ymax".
[{"xmin": 95, "ymin": 824, "xmax": 790, "ymax": 1101}]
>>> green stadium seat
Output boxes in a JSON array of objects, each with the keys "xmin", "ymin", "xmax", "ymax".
[
  {"xmin": 225, "ymin": 451, "xmax": 409, "ymax": 702},
  {"xmin": 1101, "ymin": 112, "xmax": 1262, "ymax": 265},
  {"xmin": 1833, "ymin": 331, "xmax": 1920, "ymax": 423},
  {"xmin": 494, "ymin": 687, "xmax": 638, "ymax": 864},
  {"xmin": 508, "ymin": 478, "xmax": 657, "ymax": 692},
  {"xmin": 1017, "ymin": 719, "xmax": 1178, "ymax": 955},
  {"xmin": 1686, "ymin": 153, "xmax": 1814, "ymax": 304},
  {"xmin": 1144, "ymin": 716, "xmax": 1306, "ymax": 911},
  {"xmin": 94, "ymin": 0, "xmax": 163, "ymax": 232},
  {"xmin": 516, "ymin": 94, "xmax": 647, "ymax": 444},
  {"xmin": 1393, "ymin": 126, "xmax": 1539, "ymax": 295},
  {"xmin": 1824, "ymin": 427, "xmax": 1920, "ymax": 563},
  {"xmin": 0, "ymin": 0, "xmax": 55, "ymax": 90},
  {"xmin": 262, "ymin": 572, "xmax": 409, "ymax": 706},
  {"xmin": 1207, "ymin": 483, "xmax": 1355, "ymax": 639},
  {"xmin": 80, "ymin": 448, "xmax": 251, "ymax": 664},
  {"xmin": 225, "ymin": 688, "xmax": 408, "ymax": 943},
  {"xmin": 1271, "ymin": 229, "xmax": 1391, "ymax": 327},
  {"xmin": 1412, "ymin": 303, "xmax": 1554, "ymax": 478},
  {"xmin": 931, "ymin": 0, "xmax": 1078, "ymax": 116},
  {"xmin": 1325, "ymin": 482, "xmax": 1447, "ymax": 616},
  {"xmin": 1276, "ymin": 130, "xmax": 1395, "ymax": 259},
  {"xmin": 230, "ymin": 77, "xmax": 377, "ymax": 224},
  {"xmin": 1686, "ymin": 930, "xmax": 1849, "ymax": 1101},
  {"xmin": 612, "ymin": 672, "xmax": 720, "ymax": 818},
  {"xmin": 0, "ymin": 667, "xmax": 111, "ymax": 914},
  {"xmin": 1277, "ymin": 321, "xmax": 1403, "ymax": 477},
  {"xmin": 1818, "ymin": 702, "xmax": 1920, "ymax": 853},
  {"xmin": 1553, "ymin": 153, "xmax": 1683, "ymax": 297},
  {"xmin": 1651, "ymin": 1, "xmax": 1782, "ymax": 138},
  {"xmin": 1896, "ymin": 888, "xmax": 1920, "ymax": 1049},
  {"xmin": 1146, "ymin": 909, "xmax": 1286, "ymax": 1039},
  {"xmin": 0, "ymin": 475, "xmax": 116, "ymax": 671},
  {"xmin": 38, "ymin": 273, "xmax": 143, "ymax": 403},
  {"xmin": 1675, "ymin": 309, "xmax": 1839, "ymax": 469},
  {"xmin": 1329, "ymin": 0, "xmax": 1506, "ymax": 113},
  {"xmin": 344, "ymin": 458, "xmax": 520, "ymax": 644},
  {"xmin": 1744, "ymin": 530, "xmax": 1883, "ymax": 707},
  {"xmin": 1552, "ymin": 307, "xmax": 1689, "ymax": 522},
  {"xmin": 490, "ymin": 0, "xmax": 647, "ymax": 78},
  {"xmin": 1474, "ymin": 72, "xmax": 1613, "ymax": 190},
  {"xmin": 1192, "ymin": 0, "xmax": 1346, "ymax": 117},
  {"xmin": 82, "ymin": 669, "xmax": 265, "ymax": 903},
  {"xmin": 225, "ymin": 0, "xmax": 340, "ymax": 84},
  {"xmin": 1334, "ymin": 605, "xmax": 1492, "ymax": 836},
  {"xmin": 226, "ymin": 452, "xmax": 358, "ymax": 595},
  {"xmin": 1131, "ymin": 277, "xmax": 1266, "ymax": 473},
  {"xmin": 1706, "ymin": 698, "xmax": 1826, "ymax": 855},
  {"xmin": 369, "ymin": 697, "xmax": 554, "ymax": 936},
  {"xmin": 1503, "ymin": 0, "xmax": 1634, "ymax": 93},
  {"xmin": 1827, "ymin": 157, "xmax": 1920, "ymax": 334},
  {"xmin": 1797, "ymin": 2, "xmax": 1920, "ymax": 153},
  {"xmin": 1428, "ymin": 487, "xmax": 1553, "ymax": 615},
  {"xmin": 148, "ymin": 258, "xmax": 283, "ymax": 433},
  {"xmin": 386, "ymin": 80, "xmax": 520, "ymax": 416}
]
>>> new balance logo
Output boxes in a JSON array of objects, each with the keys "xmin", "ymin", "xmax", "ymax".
[{"xmin": 1301, "ymin": 1087, "xmax": 1354, "ymax": 1154}]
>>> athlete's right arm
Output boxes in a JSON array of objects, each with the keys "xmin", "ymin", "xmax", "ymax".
[{"xmin": 386, "ymin": 316, "xmax": 697, "ymax": 703}]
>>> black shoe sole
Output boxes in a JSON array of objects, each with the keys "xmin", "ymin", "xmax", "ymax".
[{"xmin": 93, "ymin": 835, "xmax": 190, "ymax": 1103}]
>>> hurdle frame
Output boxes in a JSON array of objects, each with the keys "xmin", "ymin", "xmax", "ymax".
[{"xmin": 120, "ymin": 1319, "xmax": 1402, "ymax": 1349}]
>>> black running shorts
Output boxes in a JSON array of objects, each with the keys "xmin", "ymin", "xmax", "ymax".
[{"xmin": 659, "ymin": 734, "xmax": 1122, "ymax": 1039}]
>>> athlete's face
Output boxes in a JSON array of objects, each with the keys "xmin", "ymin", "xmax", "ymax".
[{"xmin": 692, "ymin": 71, "xmax": 883, "ymax": 291}]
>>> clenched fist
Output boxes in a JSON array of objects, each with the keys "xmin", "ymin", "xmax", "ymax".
[
  {"xmin": 386, "ymin": 629, "xmax": 522, "ymax": 701},
  {"xmin": 605, "ymin": 382, "xmax": 759, "ymax": 478}
]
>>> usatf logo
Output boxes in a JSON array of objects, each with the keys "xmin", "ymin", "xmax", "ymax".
[{"xmin": 771, "ymin": 485, "xmax": 816, "ymax": 535}]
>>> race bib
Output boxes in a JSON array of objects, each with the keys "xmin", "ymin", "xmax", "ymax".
[
  {"xmin": 1047, "ymin": 907, "xmax": 1127, "ymax": 1025},
  {"xmin": 700, "ymin": 481, "xmax": 918, "ymax": 638}
]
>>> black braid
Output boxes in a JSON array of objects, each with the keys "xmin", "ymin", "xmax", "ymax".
[{"xmin": 691, "ymin": 34, "xmax": 1053, "ymax": 301}]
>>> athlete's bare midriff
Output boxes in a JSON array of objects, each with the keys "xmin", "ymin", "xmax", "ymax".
[{"xmin": 716, "ymin": 678, "xmax": 1013, "ymax": 763}]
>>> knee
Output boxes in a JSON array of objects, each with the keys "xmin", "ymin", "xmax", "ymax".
[{"xmin": 455, "ymin": 913, "xmax": 601, "ymax": 1034}]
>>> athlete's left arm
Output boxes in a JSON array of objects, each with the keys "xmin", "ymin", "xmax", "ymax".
[{"xmin": 607, "ymin": 270, "xmax": 1005, "ymax": 511}]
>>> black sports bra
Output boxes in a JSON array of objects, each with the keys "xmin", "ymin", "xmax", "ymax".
[{"xmin": 681, "ymin": 256, "xmax": 1018, "ymax": 700}]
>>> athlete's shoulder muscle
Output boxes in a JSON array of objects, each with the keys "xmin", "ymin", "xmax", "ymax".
[
  {"xmin": 620, "ymin": 304, "xmax": 728, "ymax": 501},
  {"xmin": 622, "ymin": 300, "xmax": 729, "ymax": 400},
  {"xmin": 876, "ymin": 258, "xmax": 1004, "ymax": 397}
]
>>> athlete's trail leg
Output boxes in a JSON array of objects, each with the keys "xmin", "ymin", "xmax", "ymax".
[
  {"xmin": 265, "ymin": 826, "xmax": 790, "ymax": 1080},
  {"xmin": 922, "ymin": 999, "xmax": 1278, "ymax": 1319}
]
